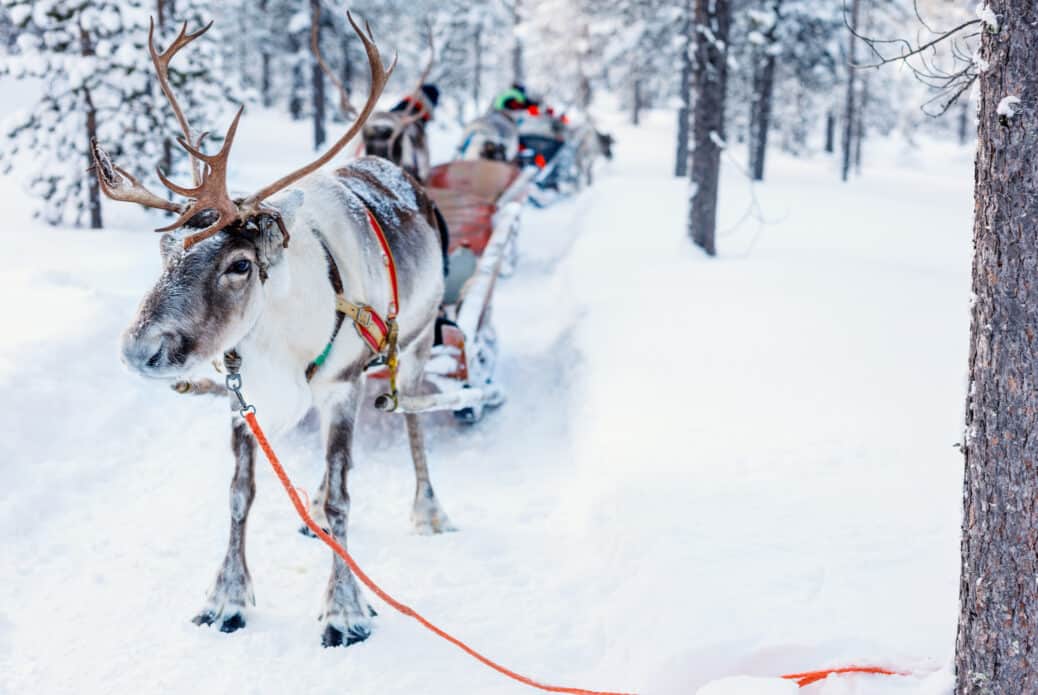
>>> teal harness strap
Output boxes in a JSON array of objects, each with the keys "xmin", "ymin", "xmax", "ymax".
[
  {"xmin": 305, "ymin": 232, "xmax": 349, "ymax": 381},
  {"xmin": 312, "ymin": 341, "xmax": 334, "ymax": 368}
]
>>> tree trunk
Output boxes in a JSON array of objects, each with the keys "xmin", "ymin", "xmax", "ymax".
[
  {"xmin": 956, "ymin": 3, "xmax": 1038, "ymax": 691},
  {"xmin": 853, "ymin": 71, "xmax": 868, "ymax": 174},
  {"xmin": 260, "ymin": 0, "xmax": 272, "ymax": 108},
  {"xmin": 237, "ymin": 8, "xmax": 249, "ymax": 89},
  {"xmin": 473, "ymin": 24, "xmax": 483, "ymax": 110},
  {"xmin": 841, "ymin": 0, "xmax": 861, "ymax": 182},
  {"xmin": 157, "ymin": 0, "xmax": 174, "ymax": 179},
  {"xmin": 632, "ymin": 79, "xmax": 642, "ymax": 126},
  {"xmin": 289, "ymin": 29, "xmax": 304, "ymax": 121},
  {"xmin": 512, "ymin": 0, "xmax": 524, "ymax": 84},
  {"xmin": 747, "ymin": 0, "xmax": 780, "ymax": 181},
  {"xmin": 686, "ymin": 0, "xmax": 730, "ymax": 256},
  {"xmin": 824, "ymin": 109, "xmax": 835, "ymax": 153},
  {"xmin": 674, "ymin": 1, "xmax": 693, "ymax": 177},
  {"xmin": 340, "ymin": 29, "xmax": 352, "ymax": 109},
  {"xmin": 309, "ymin": 0, "xmax": 326, "ymax": 149},
  {"xmin": 958, "ymin": 97, "xmax": 971, "ymax": 146},
  {"xmin": 82, "ymin": 86, "xmax": 102, "ymax": 229},
  {"xmin": 748, "ymin": 52, "xmax": 777, "ymax": 180},
  {"xmin": 577, "ymin": 22, "xmax": 593, "ymax": 110},
  {"xmin": 79, "ymin": 23, "xmax": 101, "ymax": 229}
]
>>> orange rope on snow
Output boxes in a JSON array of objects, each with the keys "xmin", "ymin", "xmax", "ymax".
[
  {"xmin": 243, "ymin": 410, "xmax": 635, "ymax": 695},
  {"xmin": 781, "ymin": 665, "xmax": 908, "ymax": 687},
  {"xmin": 242, "ymin": 408, "xmax": 912, "ymax": 694}
]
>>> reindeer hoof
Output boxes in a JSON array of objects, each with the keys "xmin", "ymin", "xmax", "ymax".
[
  {"xmin": 413, "ymin": 517, "xmax": 458, "ymax": 535},
  {"xmin": 412, "ymin": 505, "xmax": 457, "ymax": 535},
  {"xmin": 219, "ymin": 613, "xmax": 246, "ymax": 633},
  {"xmin": 191, "ymin": 611, "xmax": 217, "ymax": 627},
  {"xmin": 299, "ymin": 524, "xmax": 330, "ymax": 539},
  {"xmin": 321, "ymin": 623, "xmax": 370, "ymax": 648},
  {"xmin": 192, "ymin": 610, "xmax": 247, "ymax": 633}
]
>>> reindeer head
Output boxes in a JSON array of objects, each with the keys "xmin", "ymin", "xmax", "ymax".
[
  {"xmin": 95, "ymin": 14, "xmax": 395, "ymax": 377},
  {"xmin": 120, "ymin": 214, "xmax": 289, "ymax": 377}
]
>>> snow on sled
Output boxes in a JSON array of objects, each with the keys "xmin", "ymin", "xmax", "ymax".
[{"xmin": 370, "ymin": 159, "xmax": 536, "ymax": 423}]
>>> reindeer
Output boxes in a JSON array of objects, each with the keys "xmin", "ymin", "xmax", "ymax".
[
  {"xmin": 93, "ymin": 15, "xmax": 453, "ymax": 647},
  {"xmin": 315, "ymin": 12, "xmax": 437, "ymax": 182},
  {"xmin": 457, "ymin": 109, "xmax": 520, "ymax": 163}
]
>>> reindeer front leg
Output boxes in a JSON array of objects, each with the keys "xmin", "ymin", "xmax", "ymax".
[
  {"xmin": 192, "ymin": 418, "xmax": 256, "ymax": 633},
  {"xmin": 319, "ymin": 379, "xmax": 375, "ymax": 647}
]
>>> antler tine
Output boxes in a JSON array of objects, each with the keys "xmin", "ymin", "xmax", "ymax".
[
  {"xmin": 241, "ymin": 12, "xmax": 397, "ymax": 211},
  {"xmin": 148, "ymin": 17, "xmax": 213, "ymax": 187},
  {"xmin": 311, "ymin": 1, "xmax": 357, "ymax": 118},
  {"xmin": 153, "ymin": 105, "xmax": 246, "ymax": 249},
  {"xmin": 91, "ymin": 139, "xmax": 183, "ymax": 213}
]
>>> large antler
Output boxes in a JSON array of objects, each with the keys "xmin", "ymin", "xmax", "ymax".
[
  {"xmin": 311, "ymin": 2, "xmax": 357, "ymax": 118},
  {"xmin": 240, "ymin": 13, "xmax": 396, "ymax": 213},
  {"xmin": 90, "ymin": 18, "xmax": 213, "ymax": 220},
  {"xmin": 93, "ymin": 12, "xmax": 393, "ymax": 251},
  {"xmin": 91, "ymin": 140, "xmax": 182, "ymax": 213},
  {"xmin": 154, "ymin": 106, "xmax": 246, "ymax": 249},
  {"xmin": 148, "ymin": 18, "xmax": 212, "ymax": 187}
]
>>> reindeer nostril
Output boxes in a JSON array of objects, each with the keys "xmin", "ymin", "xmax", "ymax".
[{"xmin": 146, "ymin": 346, "xmax": 164, "ymax": 369}]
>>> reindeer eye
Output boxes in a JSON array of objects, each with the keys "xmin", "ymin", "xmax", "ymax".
[{"xmin": 227, "ymin": 259, "xmax": 251, "ymax": 275}]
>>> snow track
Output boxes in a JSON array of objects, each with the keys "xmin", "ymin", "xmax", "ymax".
[{"xmin": 2, "ymin": 108, "xmax": 971, "ymax": 694}]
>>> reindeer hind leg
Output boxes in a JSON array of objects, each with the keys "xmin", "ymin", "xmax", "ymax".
[{"xmin": 400, "ymin": 323, "xmax": 455, "ymax": 534}]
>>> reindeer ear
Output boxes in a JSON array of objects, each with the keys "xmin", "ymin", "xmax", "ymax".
[
  {"xmin": 255, "ymin": 189, "xmax": 303, "ymax": 265},
  {"xmin": 159, "ymin": 233, "xmax": 180, "ymax": 259}
]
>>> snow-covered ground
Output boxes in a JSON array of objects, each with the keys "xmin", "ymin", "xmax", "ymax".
[{"xmin": 0, "ymin": 98, "xmax": 972, "ymax": 694}]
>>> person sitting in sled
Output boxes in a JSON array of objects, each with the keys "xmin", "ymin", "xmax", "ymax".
[
  {"xmin": 392, "ymin": 83, "xmax": 440, "ymax": 122},
  {"xmin": 493, "ymin": 83, "xmax": 542, "ymax": 113}
]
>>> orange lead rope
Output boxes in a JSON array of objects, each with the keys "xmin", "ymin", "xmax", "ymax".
[
  {"xmin": 781, "ymin": 665, "xmax": 908, "ymax": 687},
  {"xmin": 242, "ymin": 409, "xmax": 636, "ymax": 695},
  {"xmin": 243, "ymin": 407, "xmax": 911, "ymax": 693}
]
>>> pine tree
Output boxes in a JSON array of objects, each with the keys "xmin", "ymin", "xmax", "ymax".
[
  {"xmin": 956, "ymin": 0, "xmax": 1038, "ymax": 690},
  {"xmin": 0, "ymin": 0, "xmax": 232, "ymax": 228},
  {"xmin": 686, "ymin": 0, "xmax": 730, "ymax": 256}
]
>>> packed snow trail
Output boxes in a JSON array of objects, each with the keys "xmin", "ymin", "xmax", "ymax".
[{"xmin": 2, "ymin": 106, "xmax": 969, "ymax": 694}]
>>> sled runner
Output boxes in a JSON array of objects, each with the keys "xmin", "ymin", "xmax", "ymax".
[{"xmin": 370, "ymin": 159, "xmax": 536, "ymax": 422}]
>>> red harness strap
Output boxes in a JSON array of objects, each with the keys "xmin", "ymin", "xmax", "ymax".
[{"xmin": 365, "ymin": 208, "xmax": 399, "ymax": 320}]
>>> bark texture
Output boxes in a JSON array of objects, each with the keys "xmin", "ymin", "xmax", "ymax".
[
  {"xmin": 687, "ymin": 0, "xmax": 730, "ymax": 256},
  {"xmin": 956, "ymin": 2, "xmax": 1038, "ymax": 692}
]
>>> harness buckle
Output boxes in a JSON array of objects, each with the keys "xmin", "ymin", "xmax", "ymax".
[{"xmin": 355, "ymin": 305, "xmax": 373, "ymax": 329}]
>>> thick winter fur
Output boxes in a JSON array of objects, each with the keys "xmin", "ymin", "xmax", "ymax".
[
  {"xmin": 121, "ymin": 156, "xmax": 452, "ymax": 643},
  {"xmin": 362, "ymin": 112, "xmax": 431, "ymax": 182}
]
